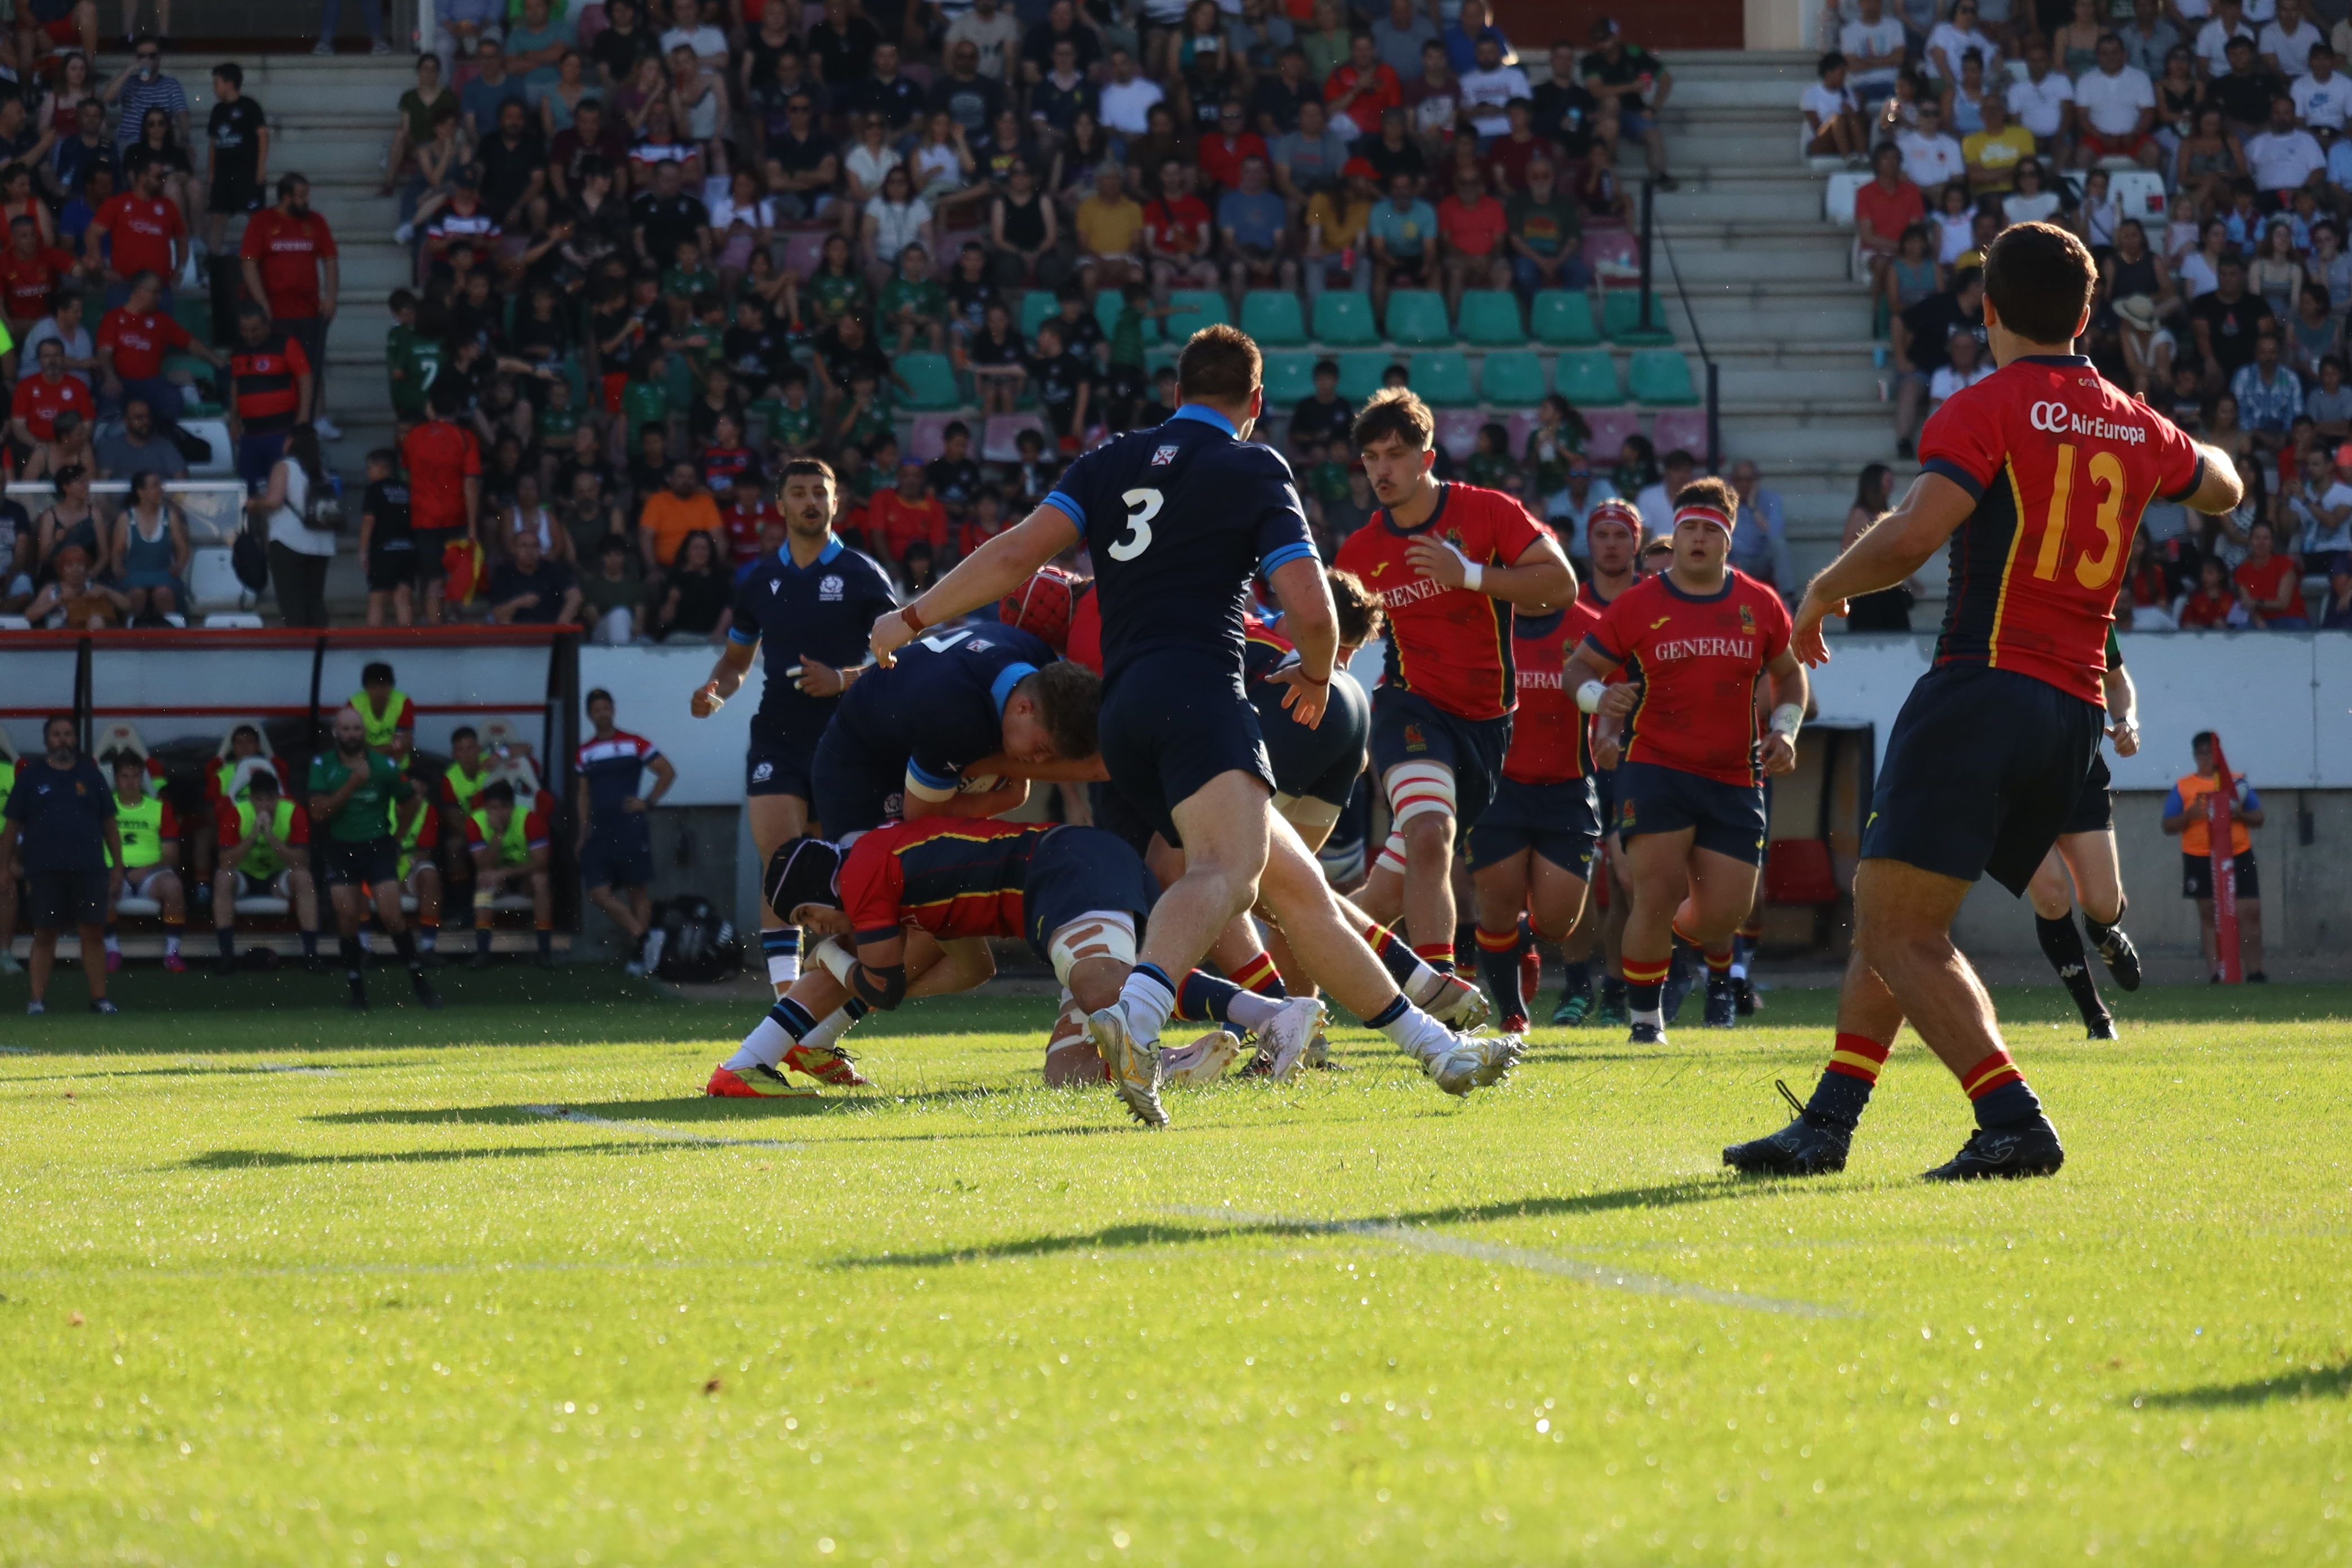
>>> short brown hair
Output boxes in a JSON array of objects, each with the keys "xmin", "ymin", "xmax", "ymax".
[
  {"xmin": 1023, "ymin": 660, "xmax": 1102, "ymax": 759},
  {"xmin": 1352, "ymin": 386, "xmax": 1434, "ymax": 452},
  {"xmin": 1673, "ymin": 476, "xmax": 1738, "ymax": 516},
  {"xmin": 1326, "ymin": 567, "xmax": 1386, "ymax": 647},
  {"xmin": 1984, "ymin": 221, "xmax": 2096, "ymax": 346},
  {"xmin": 778, "ymin": 457, "xmax": 836, "ymax": 489},
  {"xmin": 1175, "ymin": 323, "xmax": 1262, "ymax": 404}
]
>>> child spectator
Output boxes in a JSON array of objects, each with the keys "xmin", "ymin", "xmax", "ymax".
[{"xmin": 870, "ymin": 460, "xmax": 950, "ymax": 574}]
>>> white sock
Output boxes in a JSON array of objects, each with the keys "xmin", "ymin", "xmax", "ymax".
[
  {"xmin": 1116, "ymin": 966, "xmax": 1177, "ymax": 1044},
  {"xmin": 1378, "ymin": 1004, "xmax": 1452, "ymax": 1061},
  {"xmin": 1225, "ymin": 990, "xmax": 1284, "ymax": 1031},
  {"xmin": 799, "ymin": 1006, "xmax": 857, "ymax": 1053},
  {"xmin": 1405, "ymin": 964, "xmax": 1449, "ymax": 1006},
  {"xmin": 762, "ymin": 926, "xmax": 800, "ymax": 992},
  {"xmin": 104, "ymin": 934, "xmax": 121, "ymax": 955},
  {"xmin": 164, "ymin": 933, "xmax": 180, "ymax": 958},
  {"xmin": 723, "ymin": 1014, "xmax": 797, "ymax": 1072},
  {"xmin": 1632, "ymin": 1004, "xmax": 1664, "ymax": 1028},
  {"xmin": 1729, "ymin": 959, "xmax": 1748, "ymax": 981}
]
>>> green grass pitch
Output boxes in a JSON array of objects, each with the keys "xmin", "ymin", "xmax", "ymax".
[{"xmin": 3, "ymin": 969, "xmax": 2349, "ymax": 1566}]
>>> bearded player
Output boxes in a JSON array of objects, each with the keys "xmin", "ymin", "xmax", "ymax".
[
  {"xmin": 1563, "ymin": 478, "xmax": 1807, "ymax": 1044},
  {"xmin": 690, "ymin": 458, "xmax": 898, "ymax": 999},
  {"xmin": 1725, "ymin": 222, "xmax": 2242, "ymax": 1182},
  {"xmin": 1336, "ymin": 389, "xmax": 1577, "ymax": 986}
]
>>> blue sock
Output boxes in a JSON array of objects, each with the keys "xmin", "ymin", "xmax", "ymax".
[{"xmin": 1178, "ymin": 970, "xmax": 1241, "ymax": 1024}]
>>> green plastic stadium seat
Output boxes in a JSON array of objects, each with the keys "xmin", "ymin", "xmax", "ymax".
[
  {"xmin": 1384, "ymin": 289, "xmax": 1451, "ymax": 347},
  {"xmin": 1408, "ymin": 350, "xmax": 1475, "ymax": 406},
  {"xmin": 1020, "ymin": 289, "xmax": 1058, "ymax": 340},
  {"xmin": 1479, "ymin": 351, "xmax": 1548, "ymax": 407},
  {"xmin": 170, "ymin": 293, "xmax": 212, "ymax": 343},
  {"xmin": 1628, "ymin": 349, "xmax": 1700, "ymax": 406},
  {"xmin": 1096, "ymin": 287, "xmax": 1158, "ymax": 343},
  {"xmin": 1262, "ymin": 350, "xmax": 1318, "ymax": 406},
  {"xmin": 1335, "ymin": 350, "xmax": 1391, "ymax": 404},
  {"xmin": 1603, "ymin": 289, "xmax": 1676, "ymax": 345},
  {"xmin": 1312, "ymin": 291, "xmax": 1380, "ymax": 346},
  {"xmin": 1145, "ymin": 344, "xmax": 1178, "ymax": 377},
  {"xmin": 1530, "ymin": 290, "xmax": 1600, "ymax": 346},
  {"xmin": 1456, "ymin": 291, "xmax": 1523, "ymax": 347},
  {"xmin": 896, "ymin": 351, "xmax": 963, "ymax": 410},
  {"xmin": 1164, "ymin": 289, "xmax": 1230, "ymax": 340},
  {"xmin": 1240, "ymin": 290, "xmax": 1308, "ymax": 347},
  {"xmin": 1553, "ymin": 350, "xmax": 1624, "ymax": 407}
]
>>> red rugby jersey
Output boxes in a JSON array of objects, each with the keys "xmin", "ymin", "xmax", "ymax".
[
  {"xmin": 1242, "ymin": 612, "xmax": 1295, "ymax": 680},
  {"xmin": 841, "ymin": 818, "xmax": 1047, "ymax": 947},
  {"xmin": 1585, "ymin": 569, "xmax": 1791, "ymax": 787},
  {"xmin": 1503, "ymin": 596, "xmax": 1600, "ymax": 785},
  {"xmin": 1921, "ymin": 353, "xmax": 2203, "ymax": 705},
  {"xmin": 1332, "ymin": 482, "xmax": 1549, "ymax": 722},
  {"xmin": 1064, "ymin": 583, "xmax": 1103, "ymax": 675}
]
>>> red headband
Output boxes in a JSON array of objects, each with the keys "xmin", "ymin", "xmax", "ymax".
[{"xmin": 1674, "ymin": 504, "xmax": 1735, "ymax": 535}]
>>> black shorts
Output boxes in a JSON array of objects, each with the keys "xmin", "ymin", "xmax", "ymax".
[
  {"xmin": 366, "ymin": 543, "xmax": 422, "ymax": 594},
  {"xmin": 2061, "ymin": 752, "xmax": 2114, "ymax": 837},
  {"xmin": 1088, "ymin": 778, "xmax": 1157, "ymax": 857},
  {"xmin": 1467, "ymin": 774, "xmax": 1601, "ymax": 875},
  {"xmin": 1592, "ymin": 762, "xmax": 1619, "ymax": 838},
  {"xmin": 1098, "ymin": 649, "xmax": 1274, "ymax": 847},
  {"xmin": 411, "ymin": 529, "xmax": 453, "ymax": 584},
  {"xmin": 322, "ymin": 836, "xmax": 401, "ymax": 889},
  {"xmin": 579, "ymin": 813, "xmax": 653, "ymax": 889},
  {"xmin": 1367, "ymin": 687, "xmax": 1511, "ymax": 832},
  {"xmin": 1021, "ymin": 825, "xmax": 1160, "ymax": 964},
  {"xmin": 1614, "ymin": 758, "xmax": 1769, "ymax": 866},
  {"xmin": 747, "ymin": 723, "xmax": 818, "ymax": 803},
  {"xmin": 26, "ymin": 868, "xmax": 106, "ymax": 929},
  {"xmin": 1860, "ymin": 663, "xmax": 2104, "ymax": 896},
  {"xmin": 1251, "ymin": 667, "xmax": 1369, "ymax": 807},
  {"xmin": 808, "ymin": 721, "xmax": 897, "ymax": 836},
  {"xmin": 208, "ymin": 176, "xmax": 264, "ymax": 217},
  {"xmin": 2182, "ymin": 847, "xmax": 2260, "ymax": 901}
]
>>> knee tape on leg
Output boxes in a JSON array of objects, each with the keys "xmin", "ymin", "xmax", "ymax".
[
  {"xmin": 1275, "ymin": 791, "xmax": 1344, "ymax": 834},
  {"xmin": 1383, "ymin": 761, "xmax": 1458, "ymax": 828},
  {"xmin": 810, "ymin": 936, "xmax": 858, "ymax": 986},
  {"xmin": 1373, "ymin": 828, "xmax": 1408, "ymax": 879},
  {"xmin": 1048, "ymin": 911, "xmax": 1137, "ymax": 988}
]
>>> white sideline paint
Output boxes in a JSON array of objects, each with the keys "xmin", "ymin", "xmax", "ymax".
[
  {"xmin": 521, "ymin": 1104, "xmax": 802, "ymax": 1150},
  {"xmin": 1162, "ymin": 1205, "xmax": 1852, "ymax": 1318}
]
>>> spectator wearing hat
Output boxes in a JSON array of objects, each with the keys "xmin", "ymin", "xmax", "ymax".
[
  {"xmin": 1581, "ymin": 17, "xmax": 1676, "ymax": 189},
  {"xmin": 2, "ymin": 714, "xmax": 122, "ymax": 1015}
]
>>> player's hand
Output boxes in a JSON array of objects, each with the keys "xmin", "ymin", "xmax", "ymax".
[
  {"xmin": 1792, "ymin": 585, "xmax": 1844, "ymax": 667},
  {"xmin": 690, "ymin": 680, "xmax": 725, "ymax": 718},
  {"xmin": 1268, "ymin": 667, "xmax": 1328, "ymax": 729},
  {"xmin": 869, "ymin": 608, "xmax": 916, "ymax": 667},
  {"xmin": 794, "ymin": 656, "xmax": 847, "ymax": 697},
  {"xmin": 621, "ymin": 795, "xmax": 647, "ymax": 813},
  {"xmin": 2108, "ymin": 718, "xmax": 2141, "ymax": 758},
  {"xmin": 1404, "ymin": 536, "xmax": 1469, "ymax": 590},
  {"xmin": 1596, "ymin": 683, "xmax": 1638, "ymax": 719},
  {"xmin": 1759, "ymin": 732, "xmax": 1798, "ymax": 776},
  {"xmin": 1592, "ymin": 729, "xmax": 1622, "ymax": 770}
]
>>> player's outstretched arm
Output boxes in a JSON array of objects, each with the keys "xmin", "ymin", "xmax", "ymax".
[
  {"xmin": 1263, "ymin": 555, "xmax": 1339, "ymax": 729},
  {"xmin": 870, "ymin": 507, "xmax": 1082, "ymax": 666},
  {"xmin": 1792, "ymin": 469, "xmax": 1977, "ymax": 666},
  {"xmin": 2180, "ymin": 442, "xmax": 2248, "ymax": 515},
  {"xmin": 692, "ymin": 639, "xmax": 756, "ymax": 717}
]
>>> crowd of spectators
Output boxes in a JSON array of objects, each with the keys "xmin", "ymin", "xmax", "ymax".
[{"xmin": 1822, "ymin": 0, "xmax": 2352, "ymax": 628}]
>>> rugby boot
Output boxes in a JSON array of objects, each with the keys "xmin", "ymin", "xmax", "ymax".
[
  {"xmin": 1259, "ymin": 996, "xmax": 1330, "ymax": 1083},
  {"xmin": 1660, "ymin": 941, "xmax": 1698, "ymax": 1023},
  {"xmin": 1424, "ymin": 1032, "xmax": 1521, "ymax": 1095},
  {"xmin": 1551, "ymin": 987, "xmax": 1594, "ymax": 1026},
  {"xmin": 1423, "ymin": 971, "xmax": 1493, "ymax": 1031},
  {"xmin": 705, "ymin": 1063, "xmax": 819, "ymax": 1099},
  {"xmin": 1722, "ymin": 1081, "xmax": 1851, "ymax": 1176},
  {"xmin": 1161, "ymin": 1030, "xmax": 1242, "ymax": 1086},
  {"xmin": 1921, "ymin": 1115, "xmax": 2065, "ymax": 1181},
  {"xmin": 2085, "ymin": 1013, "xmax": 2119, "ymax": 1041},
  {"xmin": 1703, "ymin": 974, "xmax": 1739, "ymax": 1029},
  {"xmin": 1085, "ymin": 1004, "xmax": 1167, "ymax": 1128},
  {"xmin": 1627, "ymin": 1019, "xmax": 1666, "ymax": 1045},
  {"xmin": 782, "ymin": 1040, "xmax": 872, "ymax": 1086},
  {"xmin": 2092, "ymin": 923, "xmax": 2143, "ymax": 991},
  {"xmin": 1733, "ymin": 975, "xmax": 1758, "ymax": 1016}
]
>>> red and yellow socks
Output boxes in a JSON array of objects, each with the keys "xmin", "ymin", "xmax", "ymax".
[
  {"xmin": 1229, "ymin": 950, "xmax": 1285, "ymax": 997},
  {"xmin": 1962, "ymin": 1048, "xmax": 2042, "ymax": 1129},
  {"xmin": 1805, "ymin": 1031, "xmax": 1892, "ymax": 1130}
]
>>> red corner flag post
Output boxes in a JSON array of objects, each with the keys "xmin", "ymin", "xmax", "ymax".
[{"xmin": 2207, "ymin": 733, "xmax": 2242, "ymax": 984}]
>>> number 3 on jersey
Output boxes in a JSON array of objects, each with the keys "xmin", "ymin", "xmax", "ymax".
[
  {"xmin": 2036, "ymin": 442, "xmax": 2126, "ymax": 591},
  {"xmin": 1109, "ymin": 488, "xmax": 1162, "ymax": 562}
]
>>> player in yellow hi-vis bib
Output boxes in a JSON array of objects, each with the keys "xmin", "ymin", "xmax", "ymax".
[
  {"xmin": 466, "ymin": 779, "xmax": 555, "ymax": 966},
  {"xmin": 209, "ymin": 767, "xmax": 322, "ymax": 967},
  {"xmin": 351, "ymin": 661, "xmax": 415, "ymax": 753},
  {"xmin": 106, "ymin": 754, "xmax": 188, "ymax": 972}
]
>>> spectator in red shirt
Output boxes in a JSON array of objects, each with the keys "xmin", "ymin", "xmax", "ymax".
[
  {"xmin": 1325, "ymin": 31, "xmax": 1404, "ymax": 137},
  {"xmin": 2176, "ymin": 555, "xmax": 2237, "ymax": 627},
  {"xmin": 226, "ymin": 301, "xmax": 313, "ymax": 484},
  {"xmin": 239, "ymin": 175, "xmax": 342, "ymax": 440},
  {"xmin": 83, "ymin": 160, "xmax": 185, "ymax": 306},
  {"xmin": 2233, "ymin": 520, "xmax": 2309, "ymax": 626},
  {"xmin": 1142, "ymin": 158, "xmax": 1219, "ymax": 296},
  {"xmin": 10, "ymin": 337, "xmax": 96, "ymax": 447},
  {"xmin": 96, "ymin": 269, "xmax": 221, "ymax": 424},
  {"xmin": 0, "ymin": 217, "xmax": 75, "ymax": 340},
  {"xmin": 1484, "ymin": 99, "xmax": 1558, "ymax": 195},
  {"xmin": 869, "ymin": 459, "xmax": 950, "ymax": 570},
  {"xmin": 400, "ymin": 378, "xmax": 484, "ymax": 625},
  {"xmin": 720, "ymin": 469, "xmax": 780, "ymax": 567},
  {"xmin": 1196, "ymin": 99, "xmax": 1269, "ymax": 194},
  {"xmin": 1852, "ymin": 142, "xmax": 1926, "ymax": 291},
  {"xmin": 1436, "ymin": 166, "xmax": 1511, "ymax": 315}
]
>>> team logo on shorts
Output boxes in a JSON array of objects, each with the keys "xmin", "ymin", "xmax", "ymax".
[
  {"xmin": 1739, "ymin": 604, "xmax": 1756, "ymax": 634},
  {"xmin": 819, "ymin": 574, "xmax": 844, "ymax": 601},
  {"xmin": 1151, "ymin": 444, "xmax": 1179, "ymax": 466},
  {"xmin": 1619, "ymin": 799, "xmax": 1636, "ymax": 829},
  {"xmin": 1403, "ymin": 724, "xmax": 1426, "ymax": 752},
  {"xmin": 752, "ymin": 761, "xmax": 774, "ymax": 783}
]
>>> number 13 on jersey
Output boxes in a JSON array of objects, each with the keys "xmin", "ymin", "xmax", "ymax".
[{"xmin": 2033, "ymin": 441, "xmax": 2127, "ymax": 591}]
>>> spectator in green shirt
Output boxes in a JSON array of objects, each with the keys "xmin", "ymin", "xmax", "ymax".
[
  {"xmin": 877, "ymin": 242, "xmax": 948, "ymax": 352},
  {"xmin": 622, "ymin": 349, "xmax": 675, "ymax": 443},
  {"xmin": 1504, "ymin": 155, "xmax": 1591, "ymax": 300},
  {"xmin": 306, "ymin": 706, "xmax": 441, "ymax": 1012}
]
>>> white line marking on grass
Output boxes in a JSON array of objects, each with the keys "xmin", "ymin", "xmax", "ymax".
[
  {"xmin": 1162, "ymin": 1205, "xmax": 1852, "ymax": 1318},
  {"xmin": 520, "ymin": 1104, "xmax": 802, "ymax": 1150}
]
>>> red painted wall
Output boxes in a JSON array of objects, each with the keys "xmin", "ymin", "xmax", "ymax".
[{"xmin": 1492, "ymin": 0, "xmax": 1745, "ymax": 51}]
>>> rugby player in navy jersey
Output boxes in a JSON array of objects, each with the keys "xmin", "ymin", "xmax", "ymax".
[
  {"xmin": 689, "ymin": 458, "xmax": 899, "ymax": 997},
  {"xmin": 870, "ymin": 325, "xmax": 1514, "ymax": 1127},
  {"xmin": 810, "ymin": 622, "xmax": 1107, "ymax": 842}
]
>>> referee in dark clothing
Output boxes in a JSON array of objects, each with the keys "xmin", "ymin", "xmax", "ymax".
[{"xmin": 1, "ymin": 715, "xmax": 123, "ymax": 1015}]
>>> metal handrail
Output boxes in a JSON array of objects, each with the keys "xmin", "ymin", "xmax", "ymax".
[{"xmin": 1638, "ymin": 177, "xmax": 1723, "ymax": 473}]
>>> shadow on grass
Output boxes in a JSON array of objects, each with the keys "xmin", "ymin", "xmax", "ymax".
[
  {"xmin": 180, "ymin": 1141, "xmax": 702, "ymax": 1170},
  {"xmin": 832, "ymin": 1177, "xmax": 1768, "ymax": 1269},
  {"xmin": 2137, "ymin": 1362, "xmax": 2352, "ymax": 1408},
  {"xmin": 305, "ymin": 1084, "xmax": 1022, "ymax": 1130}
]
